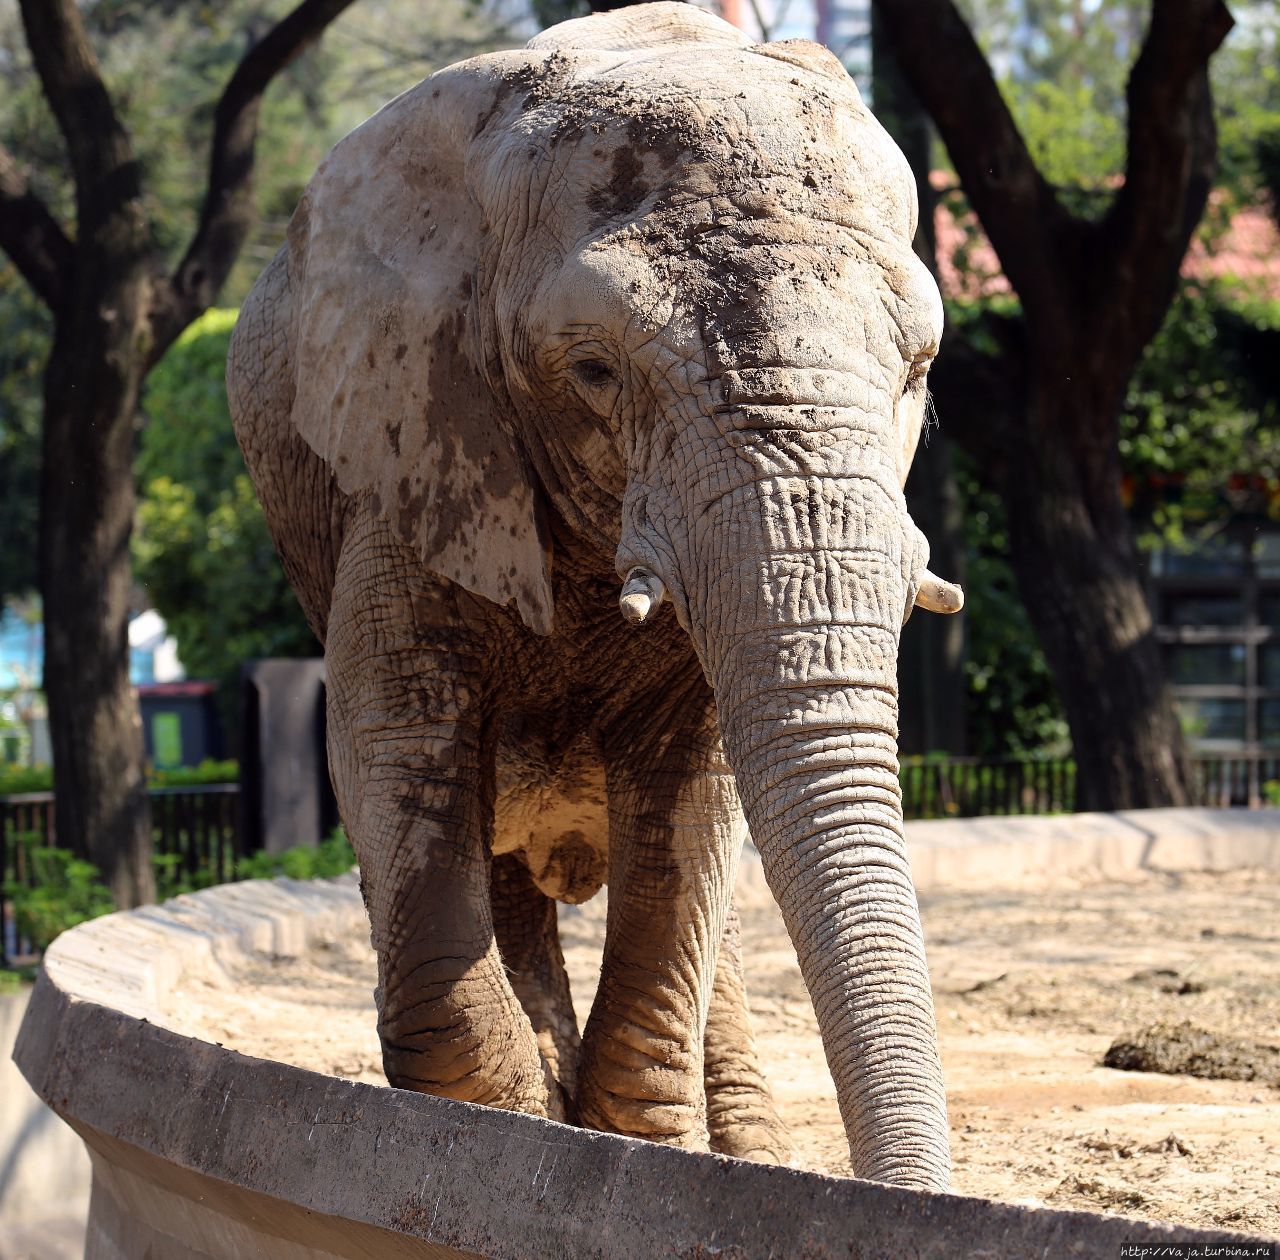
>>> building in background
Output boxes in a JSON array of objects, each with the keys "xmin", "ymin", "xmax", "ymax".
[{"xmin": 0, "ymin": 604, "xmax": 185, "ymax": 767}]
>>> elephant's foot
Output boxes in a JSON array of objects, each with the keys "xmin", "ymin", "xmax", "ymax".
[
  {"xmin": 702, "ymin": 903, "xmax": 792, "ymax": 1162},
  {"xmin": 705, "ymin": 1084, "xmax": 793, "ymax": 1163},
  {"xmin": 575, "ymin": 1032, "xmax": 711, "ymax": 1150},
  {"xmin": 576, "ymin": 1094, "xmax": 712, "ymax": 1152},
  {"xmin": 379, "ymin": 978, "xmax": 553, "ymax": 1118}
]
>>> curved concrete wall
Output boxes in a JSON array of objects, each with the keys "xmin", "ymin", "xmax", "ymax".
[
  {"xmin": 906, "ymin": 806, "xmax": 1280, "ymax": 891},
  {"xmin": 14, "ymin": 811, "xmax": 1280, "ymax": 1259}
]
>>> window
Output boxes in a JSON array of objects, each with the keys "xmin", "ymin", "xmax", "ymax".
[
  {"xmin": 1152, "ymin": 529, "xmax": 1280, "ymax": 752},
  {"xmin": 1166, "ymin": 643, "xmax": 1245, "ymax": 687}
]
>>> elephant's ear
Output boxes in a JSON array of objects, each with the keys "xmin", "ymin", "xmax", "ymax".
[{"xmin": 287, "ymin": 59, "xmax": 555, "ymax": 636}]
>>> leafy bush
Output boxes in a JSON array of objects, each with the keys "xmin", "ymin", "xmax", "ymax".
[
  {"xmin": 0, "ymin": 967, "xmax": 34, "ymax": 993},
  {"xmin": 3, "ymin": 835, "xmax": 115, "ymax": 953},
  {"xmin": 236, "ymin": 827, "xmax": 355, "ymax": 882},
  {"xmin": 151, "ymin": 852, "xmax": 222, "ymax": 901},
  {"xmin": 148, "ymin": 759, "xmax": 239, "ymax": 787},
  {"xmin": 0, "ymin": 763, "xmax": 53, "ymax": 794},
  {"xmin": 0, "ymin": 758, "xmax": 237, "ymax": 795},
  {"xmin": 135, "ymin": 310, "xmax": 318, "ymax": 714},
  {"xmin": 4, "ymin": 828, "xmax": 355, "ymax": 954}
]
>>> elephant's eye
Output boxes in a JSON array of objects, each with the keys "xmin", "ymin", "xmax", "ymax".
[{"xmin": 571, "ymin": 358, "xmax": 617, "ymax": 390}]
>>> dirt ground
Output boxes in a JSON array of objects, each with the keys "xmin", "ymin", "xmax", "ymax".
[{"xmin": 169, "ymin": 861, "xmax": 1280, "ymax": 1238}]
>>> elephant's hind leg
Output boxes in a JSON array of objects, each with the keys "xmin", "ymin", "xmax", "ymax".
[
  {"xmin": 704, "ymin": 901, "xmax": 793, "ymax": 1163},
  {"xmin": 325, "ymin": 501, "xmax": 549, "ymax": 1116},
  {"xmin": 491, "ymin": 853, "xmax": 581, "ymax": 1107}
]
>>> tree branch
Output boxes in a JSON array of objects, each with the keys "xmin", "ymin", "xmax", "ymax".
[
  {"xmin": 17, "ymin": 0, "xmax": 140, "ymax": 240},
  {"xmin": 150, "ymin": 0, "xmax": 361, "ymax": 362},
  {"xmin": 1098, "ymin": 0, "xmax": 1233, "ymax": 352},
  {"xmin": 870, "ymin": 0, "xmax": 1072, "ymax": 320},
  {"xmin": 0, "ymin": 144, "xmax": 74, "ymax": 312}
]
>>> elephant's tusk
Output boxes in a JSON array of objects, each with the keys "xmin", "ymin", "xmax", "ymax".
[
  {"xmin": 915, "ymin": 570, "xmax": 964, "ymax": 614},
  {"xmin": 619, "ymin": 567, "xmax": 665, "ymax": 625}
]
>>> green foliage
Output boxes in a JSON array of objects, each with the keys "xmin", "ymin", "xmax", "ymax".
[
  {"xmin": 1121, "ymin": 284, "xmax": 1280, "ymax": 547},
  {"xmin": 3, "ymin": 836, "xmax": 115, "ymax": 953},
  {"xmin": 135, "ymin": 310, "xmax": 318, "ymax": 692},
  {"xmin": 236, "ymin": 827, "xmax": 355, "ymax": 881},
  {"xmin": 147, "ymin": 759, "xmax": 240, "ymax": 787},
  {"xmin": 0, "ymin": 967, "xmax": 35, "ymax": 993},
  {"xmin": 151, "ymin": 852, "xmax": 222, "ymax": 901},
  {"xmin": 0, "ymin": 763, "xmax": 53, "ymax": 795},
  {"xmin": 0, "ymin": 758, "xmax": 237, "ymax": 794},
  {"xmin": 4, "ymin": 827, "xmax": 354, "ymax": 952},
  {"xmin": 900, "ymin": 753, "xmax": 1076, "ymax": 819},
  {"xmin": 1212, "ymin": 1, "xmax": 1280, "ymax": 216},
  {"xmin": 1001, "ymin": 78, "xmax": 1124, "ymax": 213}
]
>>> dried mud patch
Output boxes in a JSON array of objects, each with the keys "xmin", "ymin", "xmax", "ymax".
[{"xmin": 1104, "ymin": 1022, "xmax": 1280, "ymax": 1085}]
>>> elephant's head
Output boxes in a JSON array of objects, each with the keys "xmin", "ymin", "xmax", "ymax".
[{"xmin": 287, "ymin": 2, "xmax": 960, "ymax": 1188}]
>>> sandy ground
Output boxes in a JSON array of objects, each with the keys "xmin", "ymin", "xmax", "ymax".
[{"xmin": 168, "ymin": 862, "xmax": 1280, "ymax": 1238}]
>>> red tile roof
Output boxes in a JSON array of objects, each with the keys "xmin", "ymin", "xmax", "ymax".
[{"xmin": 932, "ymin": 176, "xmax": 1280, "ymax": 302}]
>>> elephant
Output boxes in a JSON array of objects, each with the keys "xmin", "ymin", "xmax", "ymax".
[{"xmin": 227, "ymin": 1, "xmax": 963, "ymax": 1191}]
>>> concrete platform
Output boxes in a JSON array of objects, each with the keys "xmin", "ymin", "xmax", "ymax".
[
  {"xmin": 13, "ymin": 811, "xmax": 1280, "ymax": 1259},
  {"xmin": 906, "ymin": 806, "xmax": 1280, "ymax": 891}
]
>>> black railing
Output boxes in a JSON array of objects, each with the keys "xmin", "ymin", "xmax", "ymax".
[
  {"xmin": 2, "ymin": 783, "xmax": 241, "ymax": 965},
  {"xmin": 899, "ymin": 751, "xmax": 1280, "ymax": 820},
  {"xmin": 1191, "ymin": 754, "xmax": 1280, "ymax": 809},
  {"xmin": 900, "ymin": 756, "xmax": 1077, "ymax": 820}
]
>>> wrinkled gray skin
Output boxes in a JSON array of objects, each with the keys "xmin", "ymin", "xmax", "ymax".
[{"xmin": 228, "ymin": 2, "xmax": 962, "ymax": 1190}]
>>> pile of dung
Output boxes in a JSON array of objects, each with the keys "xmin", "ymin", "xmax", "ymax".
[{"xmin": 1103, "ymin": 1021, "xmax": 1280, "ymax": 1085}]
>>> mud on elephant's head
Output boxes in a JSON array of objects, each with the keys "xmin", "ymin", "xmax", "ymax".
[{"xmin": 287, "ymin": 1, "xmax": 960, "ymax": 660}]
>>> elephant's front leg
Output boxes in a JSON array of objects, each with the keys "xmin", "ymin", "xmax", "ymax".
[
  {"xmin": 576, "ymin": 693, "xmax": 741, "ymax": 1149},
  {"xmin": 704, "ymin": 900, "xmax": 793, "ymax": 1163},
  {"xmin": 325, "ymin": 507, "xmax": 550, "ymax": 1116}
]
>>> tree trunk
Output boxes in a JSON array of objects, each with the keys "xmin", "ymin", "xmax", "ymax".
[
  {"xmin": 872, "ymin": 11, "xmax": 967, "ymax": 756},
  {"xmin": 40, "ymin": 275, "xmax": 154, "ymax": 908},
  {"xmin": 999, "ymin": 379, "xmax": 1189, "ymax": 811}
]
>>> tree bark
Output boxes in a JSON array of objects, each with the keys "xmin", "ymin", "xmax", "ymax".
[
  {"xmin": 21, "ymin": 0, "xmax": 157, "ymax": 906},
  {"xmin": 1002, "ymin": 378, "xmax": 1189, "ymax": 810},
  {"xmin": 41, "ymin": 293, "xmax": 155, "ymax": 906}
]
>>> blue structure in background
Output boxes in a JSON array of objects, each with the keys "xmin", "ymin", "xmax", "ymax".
[{"xmin": 0, "ymin": 607, "xmax": 175, "ymax": 690}]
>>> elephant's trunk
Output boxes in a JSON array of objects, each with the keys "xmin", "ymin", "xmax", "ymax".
[
  {"xmin": 716, "ymin": 650, "xmax": 948, "ymax": 1189},
  {"xmin": 670, "ymin": 433, "xmax": 951, "ymax": 1189}
]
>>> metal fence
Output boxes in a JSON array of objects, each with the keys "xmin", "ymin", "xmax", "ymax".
[
  {"xmin": 1191, "ymin": 754, "xmax": 1280, "ymax": 809},
  {"xmin": 898, "ymin": 751, "xmax": 1280, "ymax": 820},
  {"xmin": 2, "ymin": 784, "xmax": 240, "ymax": 965},
  {"xmin": 899, "ymin": 756, "xmax": 1076, "ymax": 820}
]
